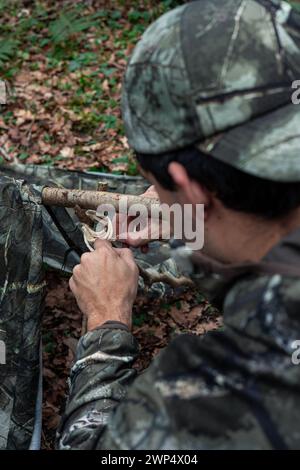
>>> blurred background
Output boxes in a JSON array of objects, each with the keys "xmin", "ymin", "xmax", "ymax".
[{"xmin": 0, "ymin": 1, "xmax": 184, "ymax": 174}]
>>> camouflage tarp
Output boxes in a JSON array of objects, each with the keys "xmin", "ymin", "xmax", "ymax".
[
  {"xmin": 0, "ymin": 160, "xmax": 148, "ymax": 193},
  {"xmin": 0, "ymin": 164, "xmax": 179, "ymax": 449},
  {"xmin": 0, "ymin": 176, "xmax": 44, "ymax": 449},
  {"xmin": 0, "ymin": 161, "xmax": 150, "ymax": 273}
]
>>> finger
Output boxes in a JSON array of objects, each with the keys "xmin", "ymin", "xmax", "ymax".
[
  {"xmin": 69, "ymin": 275, "xmax": 76, "ymax": 293},
  {"xmin": 120, "ymin": 223, "xmax": 151, "ymax": 246},
  {"xmin": 72, "ymin": 264, "xmax": 81, "ymax": 279},
  {"xmin": 94, "ymin": 239, "xmax": 113, "ymax": 251},
  {"xmin": 114, "ymin": 248, "xmax": 138, "ymax": 272},
  {"xmin": 80, "ymin": 252, "xmax": 93, "ymax": 264},
  {"xmin": 123, "ymin": 235, "xmax": 148, "ymax": 247},
  {"xmin": 126, "ymin": 230, "xmax": 152, "ymax": 246},
  {"xmin": 114, "ymin": 247, "xmax": 134, "ymax": 261},
  {"xmin": 114, "ymin": 252, "xmax": 139, "ymax": 279}
]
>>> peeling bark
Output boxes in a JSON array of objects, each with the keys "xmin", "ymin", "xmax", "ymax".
[{"xmin": 42, "ymin": 187, "xmax": 160, "ymax": 214}]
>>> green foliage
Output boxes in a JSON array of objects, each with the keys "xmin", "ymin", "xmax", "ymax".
[
  {"xmin": 128, "ymin": 10, "xmax": 151, "ymax": 24},
  {"xmin": 0, "ymin": 39, "xmax": 18, "ymax": 67},
  {"xmin": 162, "ymin": 0, "xmax": 184, "ymax": 7},
  {"xmin": 291, "ymin": 1, "xmax": 300, "ymax": 11},
  {"xmin": 68, "ymin": 52, "xmax": 98, "ymax": 72},
  {"xmin": 112, "ymin": 154, "xmax": 139, "ymax": 176},
  {"xmin": 101, "ymin": 114, "xmax": 118, "ymax": 130},
  {"xmin": 133, "ymin": 312, "xmax": 147, "ymax": 327},
  {"xmin": 162, "ymin": 303, "xmax": 172, "ymax": 312},
  {"xmin": 48, "ymin": 9, "xmax": 96, "ymax": 45}
]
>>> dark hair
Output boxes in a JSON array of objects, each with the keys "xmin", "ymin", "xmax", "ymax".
[{"xmin": 136, "ymin": 146, "xmax": 300, "ymax": 219}]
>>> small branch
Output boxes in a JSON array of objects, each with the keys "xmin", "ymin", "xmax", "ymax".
[
  {"xmin": 42, "ymin": 186, "xmax": 160, "ymax": 214},
  {"xmin": 138, "ymin": 264, "xmax": 194, "ymax": 289},
  {"xmin": 0, "ymin": 146, "xmax": 17, "ymax": 163}
]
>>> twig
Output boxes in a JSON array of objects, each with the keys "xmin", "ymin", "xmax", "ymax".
[
  {"xmin": 42, "ymin": 186, "xmax": 160, "ymax": 214},
  {"xmin": 0, "ymin": 146, "xmax": 14, "ymax": 162},
  {"xmin": 137, "ymin": 264, "xmax": 194, "ymax": 289}
]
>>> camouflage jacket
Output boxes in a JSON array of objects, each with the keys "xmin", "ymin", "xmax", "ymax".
[{"xmin": 57, "ymin": 228, "xmax": 300, "ymax": 450}]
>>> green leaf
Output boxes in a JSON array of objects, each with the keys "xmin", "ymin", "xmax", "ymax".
[
  {"xmin": 112, "ymin": 156, "xmax": 129, "ymax": 164},
  {"xmin": 133, "ymin": 312, "xmax": 146, "ymax": 327},
  {"xmin": 49, "ymin": 10, "xmax": 96, "ymax": 44},
  {"xmin": 18, "ymin": 153, "xmax": 29, "ymax": 161},
  {"xmin": 0, "ymin": 39, "xmax": 18, "ymax": 67}
]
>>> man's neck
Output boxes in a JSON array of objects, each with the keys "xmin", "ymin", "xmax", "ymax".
[{"xmin": 220, "ymin": 208, "xmax": 300, "ymax": 265}]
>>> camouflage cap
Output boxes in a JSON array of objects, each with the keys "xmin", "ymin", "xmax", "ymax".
[{"xmin": 122, "ymin": 0, "xmax": 300, "ymax": 182}]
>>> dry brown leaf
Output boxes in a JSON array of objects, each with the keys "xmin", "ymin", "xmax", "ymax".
[{"xmin": 60, "ymin": 146, "xmax": 74, "ymax": 159}]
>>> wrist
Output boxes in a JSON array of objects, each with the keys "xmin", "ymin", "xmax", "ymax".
[{"xmin": 86, "ymin": 307, "xmax": 132, "ymax": 332}]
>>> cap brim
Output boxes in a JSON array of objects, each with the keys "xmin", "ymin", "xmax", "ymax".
[{"xmin": 197, "ymin": 104, "xmax": 300, "ymax": 182}]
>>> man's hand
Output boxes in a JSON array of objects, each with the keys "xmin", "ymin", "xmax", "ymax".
[
  {"xmin": 69, "ymin": 240, "xmax": 139, "ymax": 331},
  {"xmin": 114, "ymin": 186, "xmax": 170, "ymax": 249}
]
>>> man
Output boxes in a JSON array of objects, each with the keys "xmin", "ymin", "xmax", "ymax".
[{"xmin": 57, "ymin": 0, "xmax": 300, "ymax": 449}]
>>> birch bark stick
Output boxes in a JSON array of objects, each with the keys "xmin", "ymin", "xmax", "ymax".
[{"xmin": 42, "ymin": 187, "xmax": 160, "ymax": 214}]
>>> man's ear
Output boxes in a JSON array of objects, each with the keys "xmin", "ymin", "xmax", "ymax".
[{"xmin": 168, "ymin": 162, "xmax": 211, "ymax": 210}]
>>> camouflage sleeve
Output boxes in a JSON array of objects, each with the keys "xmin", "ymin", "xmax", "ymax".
[
  {"xmin": 57, "ymin": 327, "xmax": 276, "ymax": 450},
  {"xmin": 57, "ymin": 272, "xmax": 295, "ymax": 450},
  {"xmin": 84, "ymin": 330, "xmax": 289, "ymax": 450},
  {"xmin": 57, "ymin": 323, "xmax": 139, "ymax": 450}
]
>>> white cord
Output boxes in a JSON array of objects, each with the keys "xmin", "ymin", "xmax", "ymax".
[
  {"xmin": 81, "ymin": 210, "xmax": 115, "ymax": 252},
  {"xmin": 80, "ymin": 210, "xmax": 193, "ymax": 288}
]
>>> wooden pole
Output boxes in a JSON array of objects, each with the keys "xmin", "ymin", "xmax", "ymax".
[{"xmin": 42, "ymin": 186, "xmax": 160, "ymax": 214}]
